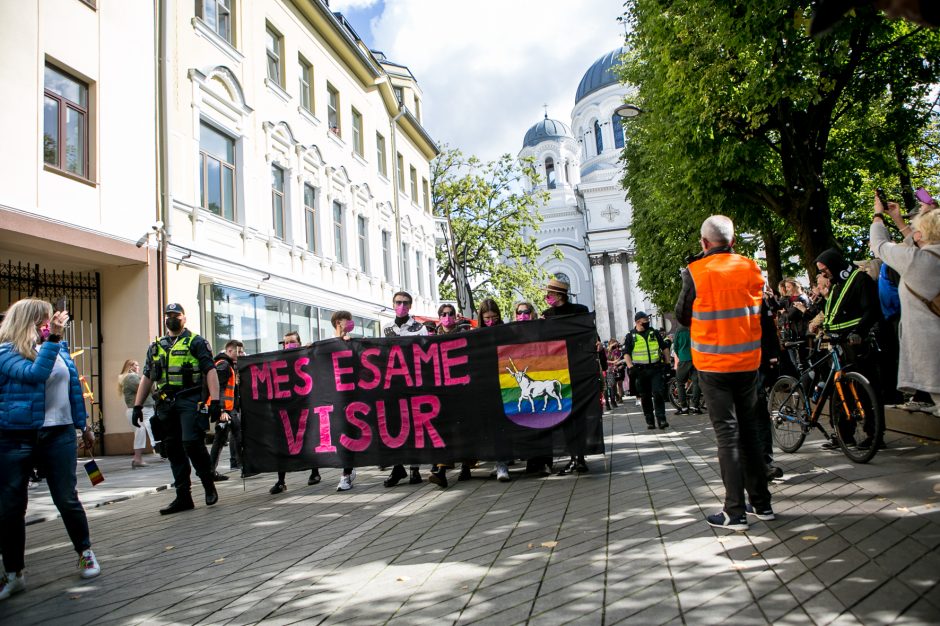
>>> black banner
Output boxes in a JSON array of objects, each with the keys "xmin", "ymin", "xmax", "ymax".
[{"xmin": 237, "ymin": 313, "xmax": 604, "ymax": 472}]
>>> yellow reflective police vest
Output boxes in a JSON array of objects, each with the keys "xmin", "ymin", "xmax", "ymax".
[
  {"xmin": 631, "ymin": 331, "xmax": 661, "ymax": 364},
  {"xmin": 151, "ymin": 333, "xmax": 202, "ymax": 390}
]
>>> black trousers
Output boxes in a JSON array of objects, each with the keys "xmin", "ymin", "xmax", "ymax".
[
  {"xmin": 634, "ymin": 364, "xmax": 666, "ymax": 424},
  {"xmin": 699, "ymin": 370, "xmax": 771, "ymax": 517},
  {"xmin": 154, "ymin": 394, "xmax": 212, "ymax": 497},
  {"xmin": 209, "ymin": 411, "xmax": 242, "ymax": 471}
]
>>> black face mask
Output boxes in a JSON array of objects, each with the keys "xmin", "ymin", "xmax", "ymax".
[
  {"xmin": 639, "ymin": 322, "xmax": 650, "ymax": 331},
  {"xmin": 165, "ymin": 317, "xmax": 182, "ymax": 332}
]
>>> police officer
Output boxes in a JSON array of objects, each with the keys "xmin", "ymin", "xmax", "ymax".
[
  {"xmin": 133, "ymin": 303, "xmax": 221, "ymax": 515},
  {"xmin": 624, "ymin": 311, "xmax": 671, "ymax": 430}
]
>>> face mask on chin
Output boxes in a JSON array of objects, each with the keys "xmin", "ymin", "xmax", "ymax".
[{"xmin": 165, "ymin": 317, "xmax": 182, "ymax": 332}]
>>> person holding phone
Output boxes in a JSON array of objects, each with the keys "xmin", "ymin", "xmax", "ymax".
[{"xmin": 0, "ymin": 298, "xmax": 101, "ymax": 600}]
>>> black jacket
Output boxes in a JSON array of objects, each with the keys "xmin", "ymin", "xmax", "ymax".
[
  {"xmin": 825, "ymin": 270, "xmax": 879, "ymax": 337},
  {"xmin": 542, "ymin": 301, "xmax": 590, "ymax": 318}
]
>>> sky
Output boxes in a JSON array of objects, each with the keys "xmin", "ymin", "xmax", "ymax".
[{"xmin": 330, "ymin": 0, "xmax": 628, "ymax": 163}]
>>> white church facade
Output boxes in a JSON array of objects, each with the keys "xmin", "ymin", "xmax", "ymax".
[{"xmin": 519, "ymin": 47, "xmax": 654, "ymax": 342}]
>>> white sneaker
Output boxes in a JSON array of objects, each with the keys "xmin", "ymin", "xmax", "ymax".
[
  {"xmin": 496, "ymin": 464, "xmax": 510, "ymax": 482},
  {"xmin": 79, "ymin": 549, "xmax": 100, "ymax": 579},
  {"xmin": 0, "ymin": 572, "xmax": 25, "ymax": 600},
  {"xmin": 337, "ymin": 470, "xmax": 356, "ymax": 492}
]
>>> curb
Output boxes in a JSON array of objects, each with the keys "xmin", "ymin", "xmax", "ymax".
[{"xmin": 25, "ymin": 482, "xmax": 172, "ymax": 527}]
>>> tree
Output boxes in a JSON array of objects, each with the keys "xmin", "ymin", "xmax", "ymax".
[
  {"xmin": 619, "ymin": 0, "xmax": 940, "ymax": 305},
  {"xmin": 432, "ymin": 146, "xmax": 555, "ymax": 317}
]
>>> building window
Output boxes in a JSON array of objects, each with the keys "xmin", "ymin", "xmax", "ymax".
[
  {"xmin": 199, "ymin": 122, "xmax": 236, "ymax": 220},
  {"xmin": 382, "ymin": 230, "xmax": 392, "ymax": 281},
  {"xmin": 197, "ymin": 0, "xmax": 232, "ymax": 43},
  {"xmin": 376, "ymin": 132, "xmax": 387, "ymax": 177},
  {"xmin": 271, "ymin": 164, "xmax": 285, "ymax": 239},
  {"xmin": 402, "ymin": 243, "xmax": 410, "ymax": 289},
  {"xmin": 298, "ymin": 56, "xmax": 312, "ymax": 113},
  {"xmin": 594, "ymin": 120, "xmax": 603, "ymax": 155},
  {"xmin": 564, "ymin": 160, "xmax": 571, "ymax": 183},
  {"xmin": 612, "ymin": 113, "xmax": 625, "ymax": 149},
  {"xmin": 351, "ymin": 108, "xmax": 363, "ymax": 156},
  {"xmin": 357, "ymin": 215, "xmax": 368, "ymax": 271},
  {"xmin": 43, "ymin": 64, "xmax": 89, "ymax": 178},
  {"xmin": 265, "ymin": 24, "xmax": 283, "ymax": 86},
  {"xmin": 333, "ymin": 201, "xmax": 345, "ymax": 263},
  {"xmin": 422, "ymin": 177, "xmax": 430, "ymax": 213},
  {"xmin": 303, "ymin": 183, "xmax": 317, "ymax": 253},
  {"xmin": 545, "ymin": 157, "xmax": 556, "ymax": 189},
  {"xmin": 393, "ymin": 86, "xmax": 403, "ymax": 106},
  {"xmin": 414, "ymin": 97, "xmax": 421, "ymax": 123},
  {"xmin": 396, "ymin": 153, "xmax": 404, "ymax": 192},
  {"xmin": 327, "ymin": 83, "xmax": 340, "ymax": 135},
  {"xmin": 427, "ymin": 256, "xmax": 434, "ymax": 298},
  {"xmin": 416, "ymin": 250, "xmax": 423, "ymax": 296},
  {"xmin": 409, "ymin": 166, "xmax": 418, "ymax": 201}
]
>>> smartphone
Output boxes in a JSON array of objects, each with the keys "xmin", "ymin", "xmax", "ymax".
[
  {"xmin": 915, "ymin": 186, "xmax": 935, "ymax": 205},
  {"xmin": 54, "ymin": 296, "xmax": 68, "ymax": 313},
  {"xmin": 875, "ymin": 187, "xmax": 889, "ymax": 209}
]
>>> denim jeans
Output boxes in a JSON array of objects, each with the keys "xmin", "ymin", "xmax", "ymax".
[
  {"xmin": 0, "ymin": 425, "xmax": 91, "ymax": 572},
  {"xmin": 698, "ymin": 371, "xmax": 771, "ymax": 517}
]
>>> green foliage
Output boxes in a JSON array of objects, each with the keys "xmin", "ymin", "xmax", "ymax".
[
  {"xmin": 432, "ymin": 146, "xmax": 554, "ymax": 317},
  {"xmin": 619, "ymin": 0, "xmax": 940, "ymax": 305}
]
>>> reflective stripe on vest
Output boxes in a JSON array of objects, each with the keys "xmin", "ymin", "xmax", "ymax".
[
  {"xmin": 688, "ymin": 253, "xmax": 763, "ymax": 373},
  {"xmin": 823, "ymin": 269, "xmax": 863, "ymax": 331},
  {"xmin": 152, "ymin": 334, "xmax": 202, "ymax": 389},
  {"xmin": 631, "ymin": 331, "xmax": 661, "ymax": 364},
  {"xmin": 210, "ymin": 358, "xmax": 236, "ymax": 411}
]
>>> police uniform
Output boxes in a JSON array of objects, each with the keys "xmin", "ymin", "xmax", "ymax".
[
  {"xmin": 143, "ymin": 304, "xmax": 217, "ymax": 509},
  {"xmin": 624, "ymin": 317, "xmax": 669, "ymax": 428}
]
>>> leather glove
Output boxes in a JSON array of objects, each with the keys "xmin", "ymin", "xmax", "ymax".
[
  {"xmin": 208, "ymin": 402, "xmax": 222, "ymax": 422},
  {"xmin": 131, "ymin": 405, "xmax": 144, "ymax": 428}
]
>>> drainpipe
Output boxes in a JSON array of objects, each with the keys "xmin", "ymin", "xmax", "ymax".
[
  {"xmin": 155, "ymin": 0, "xmax": 171, "ymax": 324},
  {"xmin": 388, "ymin": 106, "xmax": 406, "ymax": 292}
]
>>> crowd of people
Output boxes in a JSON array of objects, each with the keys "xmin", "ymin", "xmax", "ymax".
[{"xmin": 0, "ymin": 189, "xmax": 936, "ymax": 600}]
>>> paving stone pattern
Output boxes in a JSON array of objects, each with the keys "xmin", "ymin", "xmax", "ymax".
[{"xmin": 1, "ymin": 405, "xmax": 939, "ymax": 625}]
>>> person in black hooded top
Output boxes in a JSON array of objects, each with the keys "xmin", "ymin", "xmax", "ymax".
[{"xmin": 814, "ymin": 247, "xmax": 885, "ymax": 450}]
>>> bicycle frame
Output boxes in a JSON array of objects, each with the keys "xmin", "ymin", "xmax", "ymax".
[{"xmin": 788, "ymin": 342, "xmax": 866, "ymax": 434}]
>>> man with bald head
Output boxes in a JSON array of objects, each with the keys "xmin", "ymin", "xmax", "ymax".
[{"xmin": 675, "ymin": 215, "xmax": 771, "ymax": 532}]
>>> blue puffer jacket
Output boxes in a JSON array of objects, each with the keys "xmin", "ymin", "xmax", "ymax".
[{"xmin": 0, "ymin": 340, "xmax": 88, "ymax": 430}]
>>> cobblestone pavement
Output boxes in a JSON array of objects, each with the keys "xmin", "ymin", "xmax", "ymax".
[{"xmin": 2, "ymin": 404, "xmax": 939, "ymax": 625}]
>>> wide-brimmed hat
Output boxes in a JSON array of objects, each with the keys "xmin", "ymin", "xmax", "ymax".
[{"xmin": 542, "ymin": 278, "xmax": 570, "ymax": 294}]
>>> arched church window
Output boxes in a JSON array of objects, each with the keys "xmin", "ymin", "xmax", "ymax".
[
  {"xmin": 564, "ymin": 160, "xmax": 570, "ymax": 184},
  {"xmin": 554, "ymin": 272, "xmax": 570, "ymax": 284},
  {"xmin": 612, "ymin": 113, "xmax": 625, "ymax": 149},
  {"xmin": 594, "ymin": 120, "xmax": 603, "ymax": 155},
  {"xmin": 545, "ymin": 157, "xmax": 556, "ymax": 189}
]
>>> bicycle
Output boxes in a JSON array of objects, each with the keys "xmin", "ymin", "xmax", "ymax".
[
  {"xmin": 667, "ymin": 373, "xmax": 707, "ymax": 412},
  {"xmin": 768, "ymin": 333, "xmax": 883, "ymax": 463}
]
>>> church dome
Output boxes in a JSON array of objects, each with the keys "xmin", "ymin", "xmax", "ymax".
[
  {"xmin": 522, "ymin": 115, "xmax": 572, "ymax": 148},
  {"xmin": 575, "ymin": 47, "xmax": 627, "ymax": 105}
]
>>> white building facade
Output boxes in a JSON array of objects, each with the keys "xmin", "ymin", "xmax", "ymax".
[{"xmin": 519, "ymin": 47, "xmax": 653, "ymax": 342}]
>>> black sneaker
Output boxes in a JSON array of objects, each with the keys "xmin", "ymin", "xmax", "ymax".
[
  {"xmin": 674, "ymin": 408, "xmax": 689, "ymax": 415},
  {"xmin": 574, "ymin": 457, "xmax": 589, "ymax": 473},
  {"xmin": 428, "ymin": 469, "xmax": 448, "ymax": 489},
  {"xmin": 307, "ymin": 470, "xmax": 321, "ymax": 486},
  {"xmin": 211, "ymin": 472, "xmax": 229, "ymax": 482},
  {"xmin": 646, "ymin": 424, "xmax": 657, "ymax": 430},
  {"xmin": 204, "ymin": 484, "xmax": 218, "ymax": 506},
  {"xmin": 690, "ymin": 407, "xmax": 705, "ymax": 415},
  {"xmin": 820, "ymin": 435, "xmax": 841, "ymax": 450},
  {"xmin": 384, "ymin": 465, "xmax": 407, "ymax": 488},
  {"xmin": 658, "ymin": 421, "xmax": 669, "ymax": 430},
  {"xmin": 856, "ymin": 437, "xmax": 886, "ymax": 451},
  {"xmin": 706, "ymin": 511, "xmax": 748, "ymax": 531},
  {"xmin": 766, "ymin": 465, "xmax": 784, "ymax": 481},
  {"xmin": 269, "ymin": 481, "xmax": 286, "ymax": 495},
  {"xmin": 160, "ymin": 498, "xmax": 195, "ymax": 515},
  {"xmin": 458, "ymin": 466, "xmax": 472, "ymax": 481},
  {"xmin": 409, "ymin": 468, "xmax": 423, "ymax": 484}
]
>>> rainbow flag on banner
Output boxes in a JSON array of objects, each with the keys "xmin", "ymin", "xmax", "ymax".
[
  {"xmin": 498, "ymin": 340, "xmax": 572, "ymax": 429},
  {"xmin": 83, "ymin": 460, "xmax": 105, "ymax": 486}
]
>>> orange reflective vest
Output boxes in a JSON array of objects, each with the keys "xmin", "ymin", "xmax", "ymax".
[
  {"xmin": 688, "ymin": 252, "xmax": 763, "ymax": 373},
  {"xmin": 211, "ymin": 358, "xmax": 236, "ymax": 412}
]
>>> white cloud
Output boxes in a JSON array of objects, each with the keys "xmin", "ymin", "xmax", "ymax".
[
  {"xmin": 330, "ymin": 0, "xmax": 382, "ymax": 10},
  {"xmin": 368, "ymin": 0, "xmax": 626, "ymax": 162}
]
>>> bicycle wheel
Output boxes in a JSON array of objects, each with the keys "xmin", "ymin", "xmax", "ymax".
[
  {"xmin": 668, "ymin": 378, "xmax": 681, "ymax": 411},
  {"xmin": 831, "ymin": 372, "xmax": 882, "ymax": 463},
  {"xmin": 768, "ymin": 375, "xmax": 808, "ymax": 453}
]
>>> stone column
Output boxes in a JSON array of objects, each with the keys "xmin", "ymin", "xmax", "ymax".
[
  {"xmin": 590, "ymin": 254, "xmax": 611, "ymax": 341},
  {"xmin": 608, "ymin": 252, "xmax": 629, "ymax": 341}
]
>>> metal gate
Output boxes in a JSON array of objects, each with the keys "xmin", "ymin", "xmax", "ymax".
[{"xmin": 0, "ymin": 260, "xmax": 105, "ymax": 453}]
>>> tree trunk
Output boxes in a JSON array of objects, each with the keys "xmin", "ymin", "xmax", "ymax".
[
  {"xmin": 895, "ymin": 143, "xmax": 916, "ymax": 214},
  {"xmin": 761, "ymin": 227, "xmax": 783, "ymax": 290}
]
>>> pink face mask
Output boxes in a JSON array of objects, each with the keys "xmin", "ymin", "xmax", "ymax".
[
  {"xmin": 284, "ymin": 342, "xmax": 300, "ymax": 349},
  {"xmin": 344, "ymin": 320, "xmax": 355, "ymax": 333},
  {"xmin": 39, "ymin": 324, "xmax": 51, "ymax": 340},
  {"xmin": 440, "ymin": 314, "xmax": 456, "ymax": 328},
  {"xmin": 394, "ymin": 304, "xmax": 410, "ymax": 317},
  {"xmin": 545, "ymin": 294, "xmax": 558, "ymax": 307},
  {"xmin": 484, "ymin": 318, "xmax": 498, "ymax": 327}
]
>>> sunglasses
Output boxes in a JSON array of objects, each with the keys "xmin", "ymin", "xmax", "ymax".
[
  {"xmin": 441, "ymin": 312, "xmax": 455, "ymax": 318},
  {"xmin": 515, "ymin": 309, "xmax": 532, "ymax": 315},
  {"xmin": 393, "ymin": 300, "xmax": 411, "ymax": 306}
]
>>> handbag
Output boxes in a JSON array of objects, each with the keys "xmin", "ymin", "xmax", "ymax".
[{"xmin": 903, "ymin": 249, "xmax": 940, "ymax": 318}]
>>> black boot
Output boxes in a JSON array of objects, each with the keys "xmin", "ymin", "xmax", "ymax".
[
  {"xmin": 160, "ymin": 492, "xmax": 195, "ymax": 515},
  {"xmin": 203, "ymin": 480, "xmax": 218, "ymax": 506},
  {"xmin": 384, "ymin": 465, "xmax": 407, "ymax": 488},
  {"xmin": 409, "ymin": 467, "xmax": 423, "ymax": 484},
  {"xmin": 428, "ymin": 468, "xmax": 448, "ymax": 488}
]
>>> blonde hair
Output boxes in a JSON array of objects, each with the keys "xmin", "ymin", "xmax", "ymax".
[
  {"xmin": 117, "ymin": 359, "xmax": 138, "ymax": 396},
  {"xmin": 913, "ymin": 209, "xmax": 940, "ymax": 244},
  {"xmin": 0, "ymin": 299, "xmax": 52, "ymax": 360}
]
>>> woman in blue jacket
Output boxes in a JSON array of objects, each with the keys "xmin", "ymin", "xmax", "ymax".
[{"xmin": 0, "ymin": 298, "xmax": 101, "ymax": 601}]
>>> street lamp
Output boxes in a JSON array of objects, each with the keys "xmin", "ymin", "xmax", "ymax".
[{"xmin": 614, "ymin": 103, "xmax": 644, "ymax": 118}]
